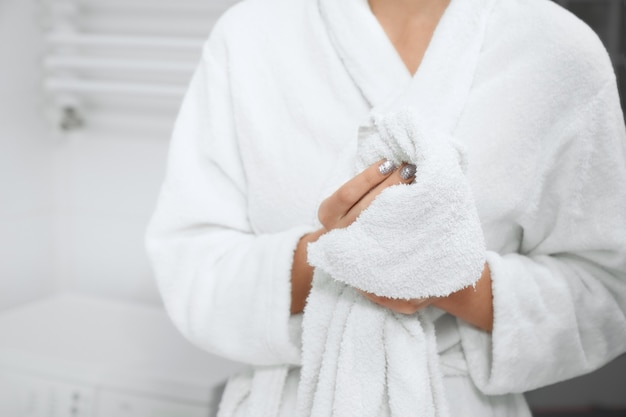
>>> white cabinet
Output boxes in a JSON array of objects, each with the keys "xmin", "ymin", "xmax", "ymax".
[
  {"xmin": 0, "ymin": 373, "xmax": 98, "ymax": 417},
  {"xmin": 95, "ymin": 390, "xmax": 207, "ymax": 417},
  {"xmin": 49, "ymin": 380, "xmax": 96, "ymax": 417},
  {"xmin": 0, "ymin": 372, "xmax": 216, "ymax": 417},
  {"xmin": 0, "ymin": 294, "xmax": 243, "ymax": 417},
  {"xmin": 0, "ymin": 372, "xmax": 49, "ymax": 417}
]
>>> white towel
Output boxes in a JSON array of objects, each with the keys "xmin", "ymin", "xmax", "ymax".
[
  {"xmin": 298, "ymin": 109, "xmax": 486, "ymax": 416},
  {"xmin": 309, "ymin": 109, "xmax": 485, "ymax": 298}
]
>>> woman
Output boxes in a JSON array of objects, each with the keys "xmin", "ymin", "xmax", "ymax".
[{"xmin": 146, "ymin": 0, "xmax": 626, "ymax": 415}]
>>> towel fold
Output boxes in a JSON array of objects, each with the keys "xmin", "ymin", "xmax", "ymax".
[
  {"xmin": 298, "ymin": 109, "xmax": 485, "ymax": 416},
  {"xmin": 308, "ymin": 109, "xmax": 485, "ymax": 298}
]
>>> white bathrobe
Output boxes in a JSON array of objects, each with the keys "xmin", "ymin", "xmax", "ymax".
[{"xmin": 146, "ymin": 0, "xmax": 626, "ymax": 415}]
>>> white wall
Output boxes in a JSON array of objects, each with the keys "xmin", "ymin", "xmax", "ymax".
[
  {"xmin": 52, "ymin": 130, "xmax": 169, "ymax": 305},
  {"xmin": 40, "ymin": 0, "xmax": 216, "ymax": 307},
  {"xmin": 0, "ymin": 0, "xmax": 175, "ymax": 309},
  {"xmin": 0, "ymin": 0, "xmax": 56, "ymax": 311}
]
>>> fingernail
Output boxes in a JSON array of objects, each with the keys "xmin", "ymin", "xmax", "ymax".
[
  {"xmin": 399, "ymin": 164, "xmax": 417, "ymax": 180},
  {"xmin": 378, "ymin": 160, "xmax": 397, "ymax": 175}
]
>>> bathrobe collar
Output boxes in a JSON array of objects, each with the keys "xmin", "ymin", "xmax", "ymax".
[{"xmin": 319, "ymin": 0, "xmax": 498, "ymax": 133}]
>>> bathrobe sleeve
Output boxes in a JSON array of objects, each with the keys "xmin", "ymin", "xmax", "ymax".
[
  {"xmin": 459, "ymin": 78, "xmax": 626, "ymax": 394},
  {"xmin": 145, "ymin": 25, "xmax": 310, "ymax": 366}
]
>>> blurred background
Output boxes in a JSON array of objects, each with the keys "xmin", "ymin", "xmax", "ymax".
[{"xmin": 0, "ymin": 0, "xmax": 624, "ymax": 416}]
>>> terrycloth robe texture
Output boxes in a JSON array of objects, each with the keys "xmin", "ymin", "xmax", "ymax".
[
  {"xmin": 145, "ymin": 0, "xmax": 626, "ymax": 415},
  {"xmin": 296, "ymin": 0, "xmax": 491, "ymax": 410},
  {"xmin": 308, "ymin": 111, "xmax": 485, "ymax": 299},
  {"xmin": 300, "ymin": 109, "xmax": 486, "ymax": 417}
]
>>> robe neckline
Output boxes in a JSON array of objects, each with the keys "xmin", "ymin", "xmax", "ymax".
[{"xmin": 318, "ymin": 0, "xmax": 498, "ymax": 134}]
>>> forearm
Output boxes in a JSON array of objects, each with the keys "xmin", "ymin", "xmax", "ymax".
[
  {"xmin": 434, "ymin": 262, "xmax": 493, "ymax": 332},
  {"xmin": 291, "ymin": 228, "xmax": 327, "ymax": 314}
]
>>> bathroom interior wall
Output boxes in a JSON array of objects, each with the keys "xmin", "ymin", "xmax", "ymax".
[
  {"xmin": 52, "ymin": 128, "xmax": 169, "ymax": 305},
  {"xmin": 41, "ymin": 0, "xmax": 220, "ymax": 306},
  {"xmin": 0, "ymin": 0, "xmax": 178, "ymax": 309},
  {"xmin": 0, "ymin": 0, "xmax": 56, "ymax": 311}
]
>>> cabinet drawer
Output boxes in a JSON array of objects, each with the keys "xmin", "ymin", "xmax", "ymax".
[
  {"xmin": 49, "ymin": 380, "xmax": 95, "ymax": 417},
  {"xmin": 0, "ymin": 372, "xmax": 48, "ymax": 417},
  {"xmin": 96, "ymin": 389, "xmax": 209, "ymax": 417},
  {"xmin": 0, "ymin": 371, "xmax": 96, "ymax": 417}
]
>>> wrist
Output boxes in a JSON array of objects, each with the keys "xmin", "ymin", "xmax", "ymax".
[
  {"xmin": 433, "ymin": 262, "xmax": 493, "ymax": 332},
  {"xmin": 305, "ymin": 227, "xmax": 327, "ymax": 244},
  {"xmin": 290, "ymin": 227, "xmax": 327, "ymax": 314}
]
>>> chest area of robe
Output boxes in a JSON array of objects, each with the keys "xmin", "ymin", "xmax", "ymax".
[{"xmin": 220, "ymin": 0, "xmax": 557, "ymax": 255}]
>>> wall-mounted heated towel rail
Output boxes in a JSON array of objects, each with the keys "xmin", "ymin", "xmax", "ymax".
[{"xmin": 39, "ymin": 0, "xmax": 236, "ymax": 133}]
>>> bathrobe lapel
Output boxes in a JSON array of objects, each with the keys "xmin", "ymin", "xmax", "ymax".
[
  {"xmin": 318, "ymin": 0, "xmax": 498, "ymax": 134},
  {"xmin": 296, "ymin": 2, "xmax": 499, "ymax": 416}
]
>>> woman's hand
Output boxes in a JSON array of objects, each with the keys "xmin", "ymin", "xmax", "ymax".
[
  {"xmin": 293, "ymin": 158, "xmax": 494, "ymax": 334},
  {"xmin": 357, "ymin": 290, "xmax": 434, "ymax": 315},
  {"xmin": 359, "ymin": 262, "xmax": 494, "ymax": 332},
  {"xmin": 318, "ymin": 159, "xmax": 416, "ymax": 231},
  {"xmin": 290, "ymin": 159, "xmax": 416, "ymax": 314}
]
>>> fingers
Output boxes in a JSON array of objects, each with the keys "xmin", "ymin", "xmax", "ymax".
[
  {"xmin": 318, "ymin": 159, "xmax": 398, "ymax": 229},
  {"xmin": 339, "ymin": 162, "xmax": 416, "ymax": 227}
]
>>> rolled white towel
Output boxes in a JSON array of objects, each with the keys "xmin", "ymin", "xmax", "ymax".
[
  {"xmin": 308, "ymin": 108, "xmax": 486, "ymax": 299},
  {"xmin": 297, "ymin": 108, "xmax": 485, "ymax": 417}
]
